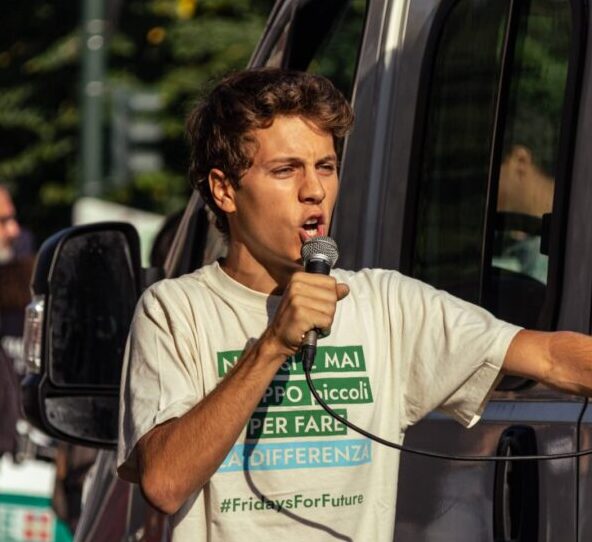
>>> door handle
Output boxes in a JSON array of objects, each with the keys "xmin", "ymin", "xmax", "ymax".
[{"xmin": 493, "ymin": 425, "xmax": 539, "ymax": 542}]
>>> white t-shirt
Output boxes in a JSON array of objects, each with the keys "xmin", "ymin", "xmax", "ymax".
[{"xmin": 117, "ymin": 262, "xmax": 520, "ymax": 541}]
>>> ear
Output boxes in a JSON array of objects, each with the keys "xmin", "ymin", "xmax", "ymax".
[
  {"xmin": 209, "ymin": 168, "xmax": 237, "ymax": 214},
  {"xmin": 512, "ymin": 145, "xmax": 534, "ymax": 175}
]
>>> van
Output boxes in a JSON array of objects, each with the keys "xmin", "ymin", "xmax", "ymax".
[{"xmin": 21, "ymin": 0, "xmax": 592, "ymax": 539}]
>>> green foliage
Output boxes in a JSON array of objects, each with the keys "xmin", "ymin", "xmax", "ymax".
[
  {"xmin": 23, "ymin": 33, "xmax": 80, "ymax": 74},
  {"xmin": 0, "ymin": 2, "xmax": 81, "ymax": 241},
  {"xmin": 102, "ymin": 0, "xmax": 273, "ymax": 215},
  {"xmin": 109, "ymin": 169, "xmax": 187, "ymax": 215},
  {"xmin": 0, "ymin": 0, "xmax": 273, "ymax": 243},
  {"xmin": 306, "ymin": 0, "xmax": 367, "ymax": 98},
  {"xmin": 503, "ymin": 5, "xmax": 571, "ymax": 173}
]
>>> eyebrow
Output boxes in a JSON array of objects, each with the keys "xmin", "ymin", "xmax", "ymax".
[
  {"xmin": 265, "ymin": 154, "xmax": 338, "ymax": 165},
  {"xmin": 317, "ymin": 155, "xmax": 338, "ymax": 163}
]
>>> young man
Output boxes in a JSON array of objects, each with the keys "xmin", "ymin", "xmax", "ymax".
[{"xmin": 117, "ymin": 69, "xmax": 592, "ymax": 541}]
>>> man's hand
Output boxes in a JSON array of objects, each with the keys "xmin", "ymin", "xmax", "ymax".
[{"xmin": 264, "ymin": 272, "xmax": 350, "ymax": 357}]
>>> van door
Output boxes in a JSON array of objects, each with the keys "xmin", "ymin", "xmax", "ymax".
[{"xmin": 383, "ymin": 1, "xmax": 587, "ymax": 541}]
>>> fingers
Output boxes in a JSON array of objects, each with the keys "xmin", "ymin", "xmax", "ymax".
[
  {"xmin": 289, "ymin": 273, "xmax": 349, "ymax": 300},
  {"xmin": 281, "ymin": 297, "xmax": 336, "ymax": 338},
  {"xmin": 283, "ymin": 276, "xmax": 348, "ymax": 322},
  {"xmin": 267, "ymin": 274, "xmax": 350, "ymax": 354},
  {"xmin": 284, "ymin": 281, "xmax": 337, "ymax": 307},
  {"xmin": 336, "ymin": 283, "xmax": 350, "ymax": 300},
  {"xmin": 268, "ymin": 306, "xmax": 332, "ymax": 353}
]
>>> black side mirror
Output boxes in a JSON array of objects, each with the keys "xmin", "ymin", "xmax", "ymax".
[{"xmin": 22, "ymin": 222, "xmax": 142, "ymax": 448}]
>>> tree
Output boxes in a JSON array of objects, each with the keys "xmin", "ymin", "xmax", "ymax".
[
  {"xmin": 0, "ymin": 1, "xmax": 82, "ymax": 241},
  {"xmin": 105, "ymin": 0, "xmax": 274, "ymax": 215},
  {"xmin": 0, "ymin": 0, "xmax": 274, "ymax": 243}
]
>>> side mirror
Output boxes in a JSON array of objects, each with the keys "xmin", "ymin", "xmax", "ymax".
[{"xmin": 22, "ymin": 222, "xmax": 142, "ymax": 448}]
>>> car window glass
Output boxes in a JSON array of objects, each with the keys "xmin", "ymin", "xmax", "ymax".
[
  {"xmin": 264, "ymin": 0, "xmax": 367, "ymax": 99},
  {"xmin": 490, "ymin": 2, "xmax": 570, "ymax": 289},
  {"xmin": 299, "ymin": 0, "xmax": 367, "ymax": 98},
  {"xmin": 410, "ymin": 0, "xmax": 511, "ymax": 303},
  {"xmin": 410, "ymin": 0, "xmax": 572, "ymax": 332},
  {"xmin": 484, "ymin": 1, "xmax": 572, "ymax": 333}
]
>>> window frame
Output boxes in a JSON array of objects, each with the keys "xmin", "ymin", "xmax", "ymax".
[
  {"xmin": 401, "ymin": 0, "xmax": 587, "ymax": 338},
  {"xmin": 252, "ymin": 0, "xmax": 370, "ymax": 102}
]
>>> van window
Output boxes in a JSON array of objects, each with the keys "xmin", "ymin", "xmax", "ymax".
[
  {"xmin": 298, "ymin": 0, "xmax": 367, "ymax": 98},
  {"xmin": 486, "ymin": 3, "xmax": 571, "ymax": 327},
  {"xmin": 264, "ymin": 0, "xmax": 368, "ymax": 99},
  {"xmin": 408, "ymin": 0, "xmax": 574, "ymax": 330},
  {"xmin": 410, "ymin": 0, "xmax": 510, "ymax": 303}
]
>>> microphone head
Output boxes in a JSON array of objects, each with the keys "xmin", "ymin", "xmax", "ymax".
[{"xmin": 301, "ymin": 236, "xmax": 339, "ymax": 268}]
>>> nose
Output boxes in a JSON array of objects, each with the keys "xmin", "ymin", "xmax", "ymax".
[
  {"xmin": 2, "ymin": 216, "xmax": 20, "ymax": 242},
  {"xmin": 299, "ymin": 169, "xmax": 325, "ymax": 204},
  {"xmin": 6, "ymin": 217, "xmax": 20, "ymax": 240}
]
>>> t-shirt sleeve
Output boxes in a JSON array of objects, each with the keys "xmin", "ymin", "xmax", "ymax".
[
  {"xmin": 392, "ymin": 273, "xmax": 522, "ymax": 429},
  {"xmin": 116, "ymin": 283, "xmax": 202, "ymax": 482}
]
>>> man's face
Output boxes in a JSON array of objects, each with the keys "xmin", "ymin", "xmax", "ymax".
[
  {"xmin": 222, "ymin": 115, "xmax": 339, "ymax": 277},
  {"xmin": 0, "ymin": 189, "xmax": 20, "ymax": 260}
]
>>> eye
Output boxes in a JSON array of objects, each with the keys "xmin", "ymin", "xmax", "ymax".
[
  {"xmin": 318, "ymin": 162, "xmax": 337, "ymax": 175},
  {"xmin": 272, "ymin": 166, "xmax": 295, "ymax": 178}
]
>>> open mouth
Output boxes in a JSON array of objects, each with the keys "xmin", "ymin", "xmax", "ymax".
[{"xmin": 302, "ymin": 217, "xmax": 324, "ymax": 238}]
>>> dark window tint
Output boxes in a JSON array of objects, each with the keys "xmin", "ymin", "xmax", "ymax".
[
  {"xmin": 411, "ymin": 0, "xmax": 511, "ymax": 303},
  {"xmin": 410, "ymin": 0, "xmax": 573, "ymax": 331},
  {"xmin": 265, "ymin": 0, "xmax": 367, "ymax": 99},
  {"xmin": 487, "ymin": 2, "xmax": 570, "ymax": 328}
]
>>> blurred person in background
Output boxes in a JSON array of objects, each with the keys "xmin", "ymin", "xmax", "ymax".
[
  {"xmin": 0, "ymin": 184, "xmax": 34, "ymax": 264},
  {"xmin": 0, "ymin": 185, "xmax": 22, "ymax": 263},
  {"xmin": 0, "ymin": 183, "xmax": 35, "ymax": 365},
  {"xmin": 0, "ymin": 184, "xmax": 97, "ymax": 535},
  {"xmin": 0, "ymin": 183, "xmax": 34, "ymax": 458}
]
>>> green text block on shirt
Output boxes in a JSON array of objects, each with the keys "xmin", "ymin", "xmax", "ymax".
[
  {"xmin": 247, "ymin": 409, "xmax": 348, "ymax": 439},
  {"xmin": 217, "ymin": 346, "xmax": 366, "ymax": 377},
  {"xmin": 259, "ymin": 377, "xmax": 373, "ymax": 408}
]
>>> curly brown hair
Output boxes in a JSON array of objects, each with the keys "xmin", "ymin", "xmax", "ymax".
[{"xmin": 186, "ymin": 68, "xmax": 354, "ymax": 233}]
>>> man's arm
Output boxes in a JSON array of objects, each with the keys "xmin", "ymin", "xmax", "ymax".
[
  {"xmin": 503, "ymin": 329, "xmax": 592, "ymax": 396},
  {"xmin": 134, "ymin": 272, "xmax": 349, "ymax": 515}
]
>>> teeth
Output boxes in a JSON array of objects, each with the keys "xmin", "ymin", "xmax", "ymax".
[{"xmin": 303, "ymin": 218, "xmax": 320, "ymax": 237}]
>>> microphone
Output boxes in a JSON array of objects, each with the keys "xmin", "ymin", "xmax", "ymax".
[{"xmin": 300, "ymin": 236, "xmax": 339, "ymax": 370}]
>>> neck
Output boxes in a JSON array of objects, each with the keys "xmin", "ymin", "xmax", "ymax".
[{"xmin": 221, "ymin": 241, "xmax": 298, "ymax": 295}]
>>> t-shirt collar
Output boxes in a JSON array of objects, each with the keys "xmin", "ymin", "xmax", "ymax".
[{"xmin": 203, "ymin": 261, "xmax": 282, "ymax": 313}]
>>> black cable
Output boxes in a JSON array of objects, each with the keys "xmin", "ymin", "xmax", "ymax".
[{"xmin": 303, "ymin": 357, "xmax": 592, "ymax": 462}]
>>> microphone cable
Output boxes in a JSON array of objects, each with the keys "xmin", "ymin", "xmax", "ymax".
[
  {"xmin": 302, "ymin": 358, "xmax": 592, "ymax": 462},
  {"xmin": 299, "ymin": 235, "xmax": 592, "ymax": 462}
]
